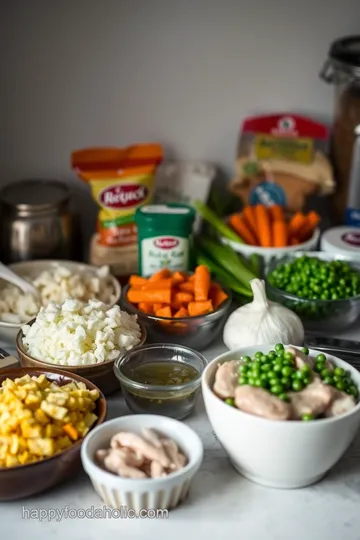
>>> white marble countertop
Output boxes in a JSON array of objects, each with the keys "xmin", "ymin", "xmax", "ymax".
[{"xmin": 2, "ymin": 333, "xmax": 360, "ymax": 540}]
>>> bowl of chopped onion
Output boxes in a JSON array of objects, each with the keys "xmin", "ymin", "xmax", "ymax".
[{"xmin": 16, "ymin": 299, "xmax": 147, "ymax": 395}]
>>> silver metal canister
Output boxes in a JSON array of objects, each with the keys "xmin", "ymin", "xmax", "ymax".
[{"xmin": 0, "ymin": 179, "xmax": 78, "ymax": 263}]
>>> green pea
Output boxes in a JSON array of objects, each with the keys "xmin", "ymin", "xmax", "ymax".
[
  {"xmin": 302, "ymin": 413, "xmax": 314, "ymax": 421},
  {"xmin": 273, "ymin": 364, "xmax": 283, "ymax": 373},
  {"xmin": 316, "ymin": 353, "xmax": 326, "ymax": 363},
  {"xmin": 275, "ymin": 343, "xmax": 284, "ymax": 352},
  {"xmin": 282, "ymin": 366, "xmax": 293, "ymax": 377},
  {"xmin": 323, "ymin": 376, "xmax": 334, "ymax": 385},
  {"xmin": 336, "ymin": 381, "xmax": 346, "ymax": 391},
  {"xmin": 239, "ymin": 364, "xmax": 248, "ymax": 373},
  {"xmin": 321, "ymin": 368, "xmax": 332, "ymax": 379},
  {"xmin": 278, "ymin": 393, "xmax": 289, "ymax": 401},
  {"xmin": 270, "ymin": 384, "xmax": 284, "ymax": 395},
  {"xmin": 294, "ymin": 370, "xmax": 304, "ymax": 380},
  {"xmin": 268, "ymin": 350, "xmax": 276, "ymax": 359},
  {"xmin": 260, "ymin": 354, "xmax": 269, "ymax": 363},
  {"xmin": 334, "ymin": 367, "xmax": 345, "ymax": 377},
  {"xmin": 302, "ymin": 376, "xmax": 311, "ymax": 386},
  {"xmin": 292, "ymin": 380, "xmax": 304, "ymax": 392},
  {"xmin": 238, "ymin": 376, "xmax": 248, "ymax": 385},
  {"xmin": 301, "ymin": 347, "xmax": 309, "ymax": 355},
  {"xmin": 301, "ymin": 364, "xmax": 311, "ymax": 374},
  {"xmin": 284, "ymin": 351, "xmax": 294, "ymax": 362},
  {"xmin": 242, "ymin": 356, "xmax": 252, "ymax": 363},
  {"xmin": 225, "ymin": 398, "xmax": 235, "ymax": 406},
  {"xmin": 281, "ymin": 377, "xmax": 291, "ymax": 387},
  {"xmin": 261, "ymin": 364, "xmax": 272, "ymax": 373},
  {"xmin": 348, "ymin": 385, "xmax": 359, "ymax": 397},
  {"xmin": 254, "ymin": 379, "xmax": 263, "ymax": 387}
]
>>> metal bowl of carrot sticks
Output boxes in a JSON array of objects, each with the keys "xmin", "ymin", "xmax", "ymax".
[
  {"xmin": 121, "ymin": 267, "xmax": 232, "ymax": 351},
  {"xmin": 220, "ymin": 204, "xmax": 320, "ymax": 265}
]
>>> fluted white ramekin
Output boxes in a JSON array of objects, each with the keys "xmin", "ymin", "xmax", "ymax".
[{"xmin": 81, "ymin": 414, "xmax": 203, "ymax": 512}]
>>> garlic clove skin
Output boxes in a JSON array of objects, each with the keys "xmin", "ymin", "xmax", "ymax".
[{"xmin": 223, "ymin": 278, "xmax": 304, "ymax": 350}]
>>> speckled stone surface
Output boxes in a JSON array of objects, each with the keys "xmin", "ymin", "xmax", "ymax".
[{"xmin": 2, "ymin": 336, "xmax": 360, "ymax": 540}]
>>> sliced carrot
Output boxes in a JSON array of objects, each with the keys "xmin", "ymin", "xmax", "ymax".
[
  {"xmin": 242, "ymin": 205, "xmax": 258, "ymax": 242},
  {"xmin": 155, "ymin": 306, "xmax": 172, "ymax": 318},
  {"xmin": 269, "ymin": 204, "xmax": 284, "ymax": 222},
  {"xmin": 194, "ymin": 265, "xmax": 211, "ymax": 302},
  {"xmin": 178, "ymin": 281, "xmax": 194, "ymax": 293},
  {"xmin": 138, "ymin": 302, "xmax": 154, "ymax": 314},
  {"xmin": 228, "ymin": 213, "xmax": 258, "ymax": 245},
  {"xmin": 174, "ymin": 307, "xmax": 189, "ymax": 318},
  {"xmin": 297, "ymin": 211, "xmax": 320, "ymax": 242},
  {"xmin": 272, "ymin": 220, "xmax": 288, "ymax": 248},
  {"xmin": 148, "ymin": 268, "xmax": 172, "ymax": 282},
  {"xmin": 141, "ymin": 278, "xmax": 172, "ymax": 290},
  {"xmin": 127, "ymin": 287, "xmax": 171, "ymax": 304},
  {"xmin": 288, "ymin": 212, "xmax": 307, "ymax": 239},
  {"xmin": 129, "ymin": 275, "xmax": 148, "ymax": 287},
  {"xmin": 209, "ymin": 283, "xmax": 228, "ymax": 309},
  {"xmin": 63, "ymin": 423, "xmax": 79, "ymax": 441},
  {"xmin": 188, "ymin": 300, "xmax": 213, "ymax": 316},
  {"xmin": 172, "ymin": 271, "xmax": 187, "ymax": 284},
  {"xmin": 173, "ymin": 291, "xmax": 193, "ymax": 304},
  {"xmin": 153, "ymin": 303, "xmax": 165, "ymax": 311},
  {"xmin": 253, "ymin": 205, "xmax": 272, "ymax": 247}
]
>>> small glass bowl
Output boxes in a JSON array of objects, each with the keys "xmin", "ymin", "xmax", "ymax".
[
  {"xmin": 265, "ymin": 252, "xmax": 360, "ymax": 332},
  {"xmin": 113, "ymin": 344, "xmax": 207, "ymax": 420},
  {"xmin": 121, "ymin": 283, "xmax": 232, "ymax": 351}
]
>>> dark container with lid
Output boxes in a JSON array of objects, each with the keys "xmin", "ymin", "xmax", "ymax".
[
  {"xmin": 0, "ymin": 179, "xmax": 79, "ymax": 263},
  {"xmin": 320, "ymin": 35, "xmax": 360, "ymax": 226}
]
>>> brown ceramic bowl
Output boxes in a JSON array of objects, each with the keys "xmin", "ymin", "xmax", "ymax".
[
  {"xmin": 0, "ymin": 366, "xmax": 107, "ymax": 501},
  {"xmin": 16, "ymin": 322, "xmax": 147, "ymax": 396}
]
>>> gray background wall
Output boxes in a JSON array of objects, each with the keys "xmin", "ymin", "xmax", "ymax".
[{"xmin": 1, "ymin": 0, "xmax": 360, "ymax": 237}]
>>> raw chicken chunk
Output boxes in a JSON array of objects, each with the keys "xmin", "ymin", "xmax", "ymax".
[
  {"xmin": 234, "ymin": 386, "xmax": 292, "ymax": 420},
  {"xmin": 289, "ymin": 379, "xmax": 333, "ymax": 419},
  {"xmin": 213, "ymin": 360, "xmax": 240, "ymax": 399},
  {"xmin": 324, "ymin": 390, "xmax": 356, "ymax": 417}
]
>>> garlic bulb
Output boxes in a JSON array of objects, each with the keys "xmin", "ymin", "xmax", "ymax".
[{"xmin": 223, "ymin": 278, "xmax": 304, "ymax": 350}]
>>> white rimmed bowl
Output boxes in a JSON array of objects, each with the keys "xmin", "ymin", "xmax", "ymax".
[
  {"xmin": 81, "ymin": 414, "xmax": 204, "ymax": 512},
  {"xmin": 202, "ymin": 344, "xmax": 360, "ymax": 489},
  {"xmin": 220, "ymin": 227, "xmax": 320, "ymax": 268},
  {"xmin": 0, "ymin": 260, "xmax": 121, "ymax": 344}
]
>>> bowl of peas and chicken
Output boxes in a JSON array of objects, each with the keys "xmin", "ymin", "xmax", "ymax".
[{"xmin": 202, "ymin": 344, "xmax": 360, "ymax": 489}]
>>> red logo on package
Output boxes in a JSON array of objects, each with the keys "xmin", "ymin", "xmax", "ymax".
[
  {"xmin": 154, "ymin": 237, "xmax": 179, "ymax": 249},
  {"xmin": 100, "ymin": 184, "xmax": 148, "ymax": 209}
]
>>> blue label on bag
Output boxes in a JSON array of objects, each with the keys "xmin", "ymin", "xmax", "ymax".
[
  {"xmin": 249, "ymin": 182, "xmax": 286, "ymax": 206},
  {"xmin": 345, "ymin": 208, "xmax": 360, "ymax": 227}
]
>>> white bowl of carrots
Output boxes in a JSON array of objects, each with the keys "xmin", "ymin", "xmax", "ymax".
[
  {"xmin": 121, "ymin": 266, "xmax": 232, "ymax": 351},
  {"xmin": 221, "ymin": 204, "xmax": 320, "ymax": 264}
]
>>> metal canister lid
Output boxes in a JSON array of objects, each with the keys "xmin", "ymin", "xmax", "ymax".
[
  {"xmin": 321, "ymin": 226, "xmax": 360, "ymax": 260},
  {"xmin": 322, "ymin": 35, "xmax": 360, "ymax": 80},
  {"xmin": 0, "ymin": 179, "xmax": 70, "ymax": 214}
]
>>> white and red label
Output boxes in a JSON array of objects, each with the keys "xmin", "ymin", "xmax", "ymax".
[{"xmin": 100, "ymin": 184, "xmax": 148, "ymax": 209}]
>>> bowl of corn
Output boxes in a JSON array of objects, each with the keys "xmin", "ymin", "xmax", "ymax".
[{"xmin": 0, "ymin": 367, "xmax": 107, "ymax": 501}]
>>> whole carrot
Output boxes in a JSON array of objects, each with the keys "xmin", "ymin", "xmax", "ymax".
[
  {"xmin": 242, "ymin": 206, "xmax": 258, "ymax": 242},
  {"xmin": 269, "ymin": 204, "xmax": 284, "ymax": 222},
  {"xmin": 254, "ymin": 205, "xmax": 272, "ymax": 247},
  {"xmin": 297, "ymin": 211, "xmax": 320, "ymax": 242},
  {"xmin": 228, "ymin": 213, "xmax": 258, "ymax": 245},
  {"xmin": 194, "ymin": 264, "xmax": 211, "ymax": 302},
  {"xmin": 272, "ymin": 220, "xmax": 288, "ymax": 248},
  {"xmin": 288, "ymin": 212, "xmax": 307, "ymax": 238}
]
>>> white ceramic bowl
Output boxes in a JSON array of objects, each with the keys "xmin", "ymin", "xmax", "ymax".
[
  {"xmin": 220, "ymin": 227, "xmax": 320, "ymax": 267},
  {"xmin": 202, "ymin": 345, "xmax": 360, "ymax": 489},
  {"xmin": 0, "ymin": 260, "xmax": 121, "ymax": 344},
  {"xmin": 81, "ymin": 414, "xmax": 204, "ymax": 512}
]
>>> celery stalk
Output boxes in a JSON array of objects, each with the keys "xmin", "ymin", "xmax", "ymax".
[
  {"xmin": 197, "ymin": 254, "xmax": 253, "ymax": 297},
  {"xmin": 194, "ymin": 200, "xmax": 244, "ymax": 243},
  {"xmin": 198, "ymin": 237, "xmax": 256, "ymax": 288}
]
